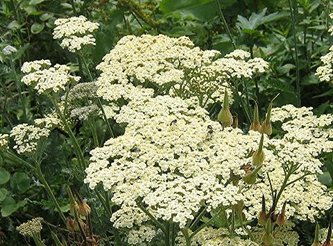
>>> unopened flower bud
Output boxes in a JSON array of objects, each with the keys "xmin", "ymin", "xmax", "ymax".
[
  {"xmin": 66, "ymin": 218, "xmax": 86, "ymax": 232},
  {"xmin": 218, "ymin": 89, "xmax": 233, "ymax": 127},
  {"xmin": 250, "ymin": 101, "xmax": 261, "ymax": 131},
  {"xmin": 262, "ymin": 218, "xmax": 273, "ymax": 246},
  {"xmin": 260, "ymin": 94, "xmax": 278, "ymax": 135},
  {"xmin": 311, "ymin": 223, "xmax": 321, "ymax": 246},
  {"xmin": 252, "ymin": 134, "xmax": 265, "ymax": 166},
  {"xmin": 258, "ymin": 195, "xmax": 268, "ymax": 226},
  {"xmin": 243, "ymin": 165, "xmax": 262, "ymax": 184},
  {"xmin": 276, "ymin": 201, "xmax": 287, "ymax": 226},
  {"xmin": 323, "ymin": 222, "xmax": 332, "ymax": 246},
  {"xmin": 77, "ymin": 200, "xmax": 91, "ymax": 216}
]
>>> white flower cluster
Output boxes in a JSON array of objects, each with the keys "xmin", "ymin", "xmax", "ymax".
[
  {"xmin": 10, "ymin": 124, "xmax": 50, "ymax": 154},
  {"xmin": 252, "ymin": 222, "xmax": 299, "ymax": 246},
  {"xmin": 85, "ymin": 95, "xmax": 246, "ymax": 230},
  {"xmin": 177, "ymin": 227, "xmax": 258, "ymax": 246},
  {"xmin": 34, "ymin": 115, "xmax": 62, "ymax": 130},
  {"xmin": 242, "ymin": 105, "xmax": 333, "ymax": 222},
  {"xmin": 0, "ymin": 134, "xmax": 9, "ymax": 149},
  {"xmin": 53, "ymin": 15, "xmax": 99, "ymax": 52},
  {"xmin": 85, "ymin": 91, "xmax": 332, "ymax": 243},
  {"xmin": 16, "ymin": 217, "xmax": 43, "ymax": 237},
  {"xmin": 96, "ymin": 35, "xmax": 268, "ymax": 107},
  {"xmin": 21, "ymin": 60, "xmax": 80, "ymax": 94},
  {"xmin": 316, "ymin": 14, "xmax": 333, "ymax": 83},
  {"xmin": 127, "ymin": 225, "xmax": 157, "ymax": 245}
]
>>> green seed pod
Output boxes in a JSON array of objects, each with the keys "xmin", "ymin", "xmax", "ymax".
[
  {"xmin": 276, "ymin": 201, "xmax": 287, "ymax": 226},
  {"xmin": 250, "ymin": 101, "xmax": 261, "ymax": 131},
  {"xmin": 258, "ymin": 195, "xmax": 268, "ymax": 226},
  {"xmin": 243, "ymin": 165, "xmax": 263, "ymax": 184},
  {"xmin": 252, "ymin": 134, "xmax": 265, "ymax": 166},
  {"xmin": 218, "ymin": 89, "xmax": 233, "ymax": 127},
  {"xmin": 311, "ymin": 223, "xmax": 321, "ymax": 246},
  {"xmin": 323, "ymin": 222, "xmax": 332, "ymax": 246},
  {"xmin": 262, "ymin": 218, "xmax": 274, "ymax": 246}
]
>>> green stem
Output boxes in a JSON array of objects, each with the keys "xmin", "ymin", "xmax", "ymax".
[
  {"xmin": 87, "ymin": 119, "xmax": 99, "ymax": 147},
  {"xmin": 181, "ymin": 228, "xmax": 191, "ymax": 246},
  {"xmin": 190, "ymin": 207, "xmax": 224, "ymax": 239},
  {"xmin": 51, "ymin": 98, "xmax": 86, "ymax": 170},
  {"xmin": 288, "ymin": 0, "xmax": 301, "ymax": 107},
  {"xmin": 4, "ymin": 150, "xmax": 34, "ymax": 169},
  {"xmin": 35, "ymin": 164, "xmax": 67, "ymax": 225},
  {"xmin": 136, "ymin": 201, "xmax": 167, "ymax": 234},
  {"xmin": 189, "ymin": 206, "xmax": 207, "ymax": 229},
  {"xmin": 216, "ymin": 0, "xmax": 236, "ymax": 49}
]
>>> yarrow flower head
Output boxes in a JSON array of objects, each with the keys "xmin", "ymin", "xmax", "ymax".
[
  {"xmin": 96, "ymin": 34, "xmax": 268, "ymax": 107},
  {"xmin": 10, "ymin": 123, "xmax": 51, "ymax": 154},
  {"xmin": 16, "ymin": 217, "xmax": 43, "ymax": 237},
  {"xmin": 53, "ymin": 15, "xmax": 99, "ymax": 52},
  {"xmin": 21, "ymin": 60, "xmax": 80, "ymax": 94}
]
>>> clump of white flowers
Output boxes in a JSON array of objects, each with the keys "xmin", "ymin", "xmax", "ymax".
[
  {"xmin": 85, "ymin": 95, "xmax": 244, "ymax": 231},
  {"xmin": 10, "ymin": 124, "xmax": 51, "ymax": 154},
  {"xmin": 316, "ymin": 13, "xmax": 333, "ymax": 83},
  {"xmin": 0, "ymin": 134, "xmax": 9, "ymax": 149},
  {"xmin": 53, "ymin": 15, "xmax": 99, "ymax": 52},
  {"xmin": 16, "ymin": 217, "xmax": 43, "ymax": 237},
  {"xmin": 177, "ymin": 227, "xmax": 258, "ymax": 246},
  {"xmin": 96, "ymin": 34, "xmax": 268, "ymax": 107},
  {"xmin": 21, "ymin": 60, "xmax": 80, "ymax": 94},
  {"xmin": 252, "ymin": 222, "xmax": 299, "ymax": 246}
]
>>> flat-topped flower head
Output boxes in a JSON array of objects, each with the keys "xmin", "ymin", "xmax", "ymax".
[
  {"xmin": 53, "ymin": 15, "xmax": 99, "ymax": 52},
  {"xmin": 16, "ymin": 217, "xmax": 43, "ymax": 237},
  {"xmin": 10, "ymin": 124, "xmax": 51, "ymax": 155},
  {"xmin": 21, "ymin": 60, "xmax": 80, "ymax": 94},
  {"xmin": 96, "ymin": 34, "xmax": 269, "ymax": 107}
]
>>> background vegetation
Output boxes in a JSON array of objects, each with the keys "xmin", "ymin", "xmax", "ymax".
[{"xmin": 0, "ymin": 0, "xmax": 332, "ymax": 245}]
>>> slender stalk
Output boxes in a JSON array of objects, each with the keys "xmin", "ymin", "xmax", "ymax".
[
  {"xmin": 87, "ymin": 119, "xmax": 99, "ymax": 147},
  {"xmin": 10, "ymin": 59, "xmax": 27, "ymax": 121},
  {"xmin": 78, "ymin": 53, "xmax": 114, "ymax": 137},
  {"xmin": 35, "ymin": 164, "xmax": 67, "ymax": 225},
  {"xmin": 288, "ymin": 0, "xmax": 301, "ymax": 106},
  {"xmin": 189, "ymin": 206, "xmax": 207, "ymax": 229},
  {"xmin": 181, "ymin": 228, "xmax": 191, "ymax": 246},
  {"xmin": 216, "ymin": 0, "xmax": 236, "ymax": 49},
  {"xmin": 136, "ymin": 201, "xmax": 167, "ymax": 234},
  {"xmin": 51, "ymin": 98, "xmax": 86, "ymax": 170},
  {"xmin": 190, "ymin": 207, "xmax": 224, "ymax": 239}
]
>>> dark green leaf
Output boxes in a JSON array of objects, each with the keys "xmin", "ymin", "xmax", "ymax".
[
  {"xmin": 10, "ymin": 172, "xmax": 31, "ymax": 194},
  {"xmin": 31, "ymin": 22, "xmax": 45, "ymax": 34},
  {"xmin": 1, "ymin": 197, "xmax": 18, "ymax": 217},
  {"xmin": 0, "ymin": 168, "xmax": 10, "ymax": 185},
  {"xmin": 0, "ymin": 188, "xmax": 8, "ymax": 202}
]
